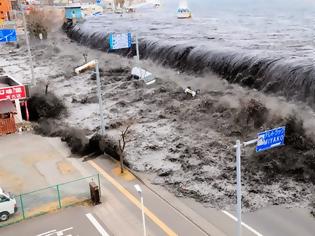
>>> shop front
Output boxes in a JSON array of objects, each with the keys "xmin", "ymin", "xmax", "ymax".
[{"xmin": 0, "ymin": 75, "xmax": 29, "ymax": 135}]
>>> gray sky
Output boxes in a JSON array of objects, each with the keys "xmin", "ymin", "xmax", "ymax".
[
  {"xmin": 163, "ymin": 0, "xmax": 315, "ymax": 10},
  {"xmin": 161, "ymin": 0, "xmax": 315, "ymax": 17}
]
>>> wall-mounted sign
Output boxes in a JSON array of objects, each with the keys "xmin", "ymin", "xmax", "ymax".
[{"xmin": 0, "ymin": 85, "xmax": 27, "ymax": 101}]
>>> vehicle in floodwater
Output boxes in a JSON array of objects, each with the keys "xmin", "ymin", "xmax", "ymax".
[{"xmin": 177, "ymin": 7, "xmax": 192, "ymax": 19}]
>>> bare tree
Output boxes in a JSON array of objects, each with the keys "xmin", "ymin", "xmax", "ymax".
[{"xmin": 118, "ymin": 120, "xmax": 133, "ymax": 174}]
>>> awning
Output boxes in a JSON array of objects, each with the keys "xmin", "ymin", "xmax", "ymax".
[{"xmin": 0, "ymin": 100, "xmax": 16, "ymax": 114}]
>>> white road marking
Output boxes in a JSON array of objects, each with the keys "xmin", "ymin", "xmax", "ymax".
[
  {"xmin": 222, "ymin": 210, "xmax": 263, "ymax": 236},
  {"xmin": 36, "ymin": 227, "xmax": 73, "ymax": 236},
  {"xmin": 86, "ymin": 213, "xmax": 110, "ymax": 236},
  {"xmin": 37, "ymin": 230, "xmax": 57, "ymax": 236}
]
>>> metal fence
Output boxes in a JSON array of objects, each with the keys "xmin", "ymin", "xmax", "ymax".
[{"xmin": 0, "ymin": 174, "xmax": 100, "ymax": 228}]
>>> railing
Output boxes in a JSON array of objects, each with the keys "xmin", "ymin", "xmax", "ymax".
[{"xmin": 0, "ymin": 174, "xmax": 100, "ymax": 227}]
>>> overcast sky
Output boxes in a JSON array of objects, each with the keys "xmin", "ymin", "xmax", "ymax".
[
  {"xmin": 161, "ymin": 0, "xmax": 315, "ymax": 17},
  {"xmin": 163, "ymin": 0, "xmax": 315, "ymax": 10}
]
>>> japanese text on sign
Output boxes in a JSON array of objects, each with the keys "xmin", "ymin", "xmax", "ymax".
[{"xmin": 0, "ymin": 85, "xmax": 27, "ymax": 101}]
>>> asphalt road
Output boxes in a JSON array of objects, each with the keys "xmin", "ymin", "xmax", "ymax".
[
  {"xmin": 0, "ymin": 207, "xmax": 111, "ymax": 236},
  {"xmin": 244, "ymin": 206, "xmax": 315, "ymax": 236}
]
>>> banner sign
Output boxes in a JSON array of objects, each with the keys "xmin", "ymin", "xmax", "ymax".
[{"xmin": 0, "ymin": 85, "xmax": 27, "ymax": 101}]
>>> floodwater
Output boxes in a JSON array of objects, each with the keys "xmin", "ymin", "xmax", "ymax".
[
  {"xmin": 59, "ymin": 0, "xmax": 315, "ymax": 214},
  {"xmin": 68, "ymin": 0, "xmax": 315, "ymax": 107},
  {"xmin": 80, "ymin": 0, "xmax": 315, "ymax": 59}
]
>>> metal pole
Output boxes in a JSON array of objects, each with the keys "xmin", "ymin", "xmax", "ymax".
[
  {"xmin": 19, "ymin": 195, "xmax": 26, "ymax": 220},
  {"xmin": 236, "ymin": 140, "xmax": 242, "ymax": 236},
  {"xmin": 140, "ymin": 194, "xmax": 147, "ymax": 236},
  {"xmin": 56, "ymin": 185, "xmax": 62, "ymax": 208},
  {"xmin": 96, "ymin": 61, "xmax": 105, "ymax": 136},
  {"xmin": 97, "ymin": 173, "xmax": 101, "ymax": 197},
  {"xmin": 135, "ymin": 33, "xmax": 140, "ymax": 64},
  {"xmin": 21, "ymin": 8, "xmax": 35, "ymax": 86}
]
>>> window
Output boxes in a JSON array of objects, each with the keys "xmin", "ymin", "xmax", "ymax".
[{"xmin": 0, "ymin": 195, "xmax": 9, "ymax": 203}]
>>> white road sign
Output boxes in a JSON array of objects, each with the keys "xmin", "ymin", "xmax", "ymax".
[{"xmin": 109, "ymin": 32, "xmax": 132, "ymax": 50}]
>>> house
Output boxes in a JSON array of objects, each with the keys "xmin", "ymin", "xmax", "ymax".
[
  {"xmin": 0, "ymin": 100, "xmax": 16, "ymax": 135},
  {"xmin": 0, "ymin": 75, "xmax": 29, "ymax": 135}
]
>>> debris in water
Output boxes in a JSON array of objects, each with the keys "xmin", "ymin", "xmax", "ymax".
[{"xmin": 184, "ymin": 86, "xmax": 200, "ymax": 97}]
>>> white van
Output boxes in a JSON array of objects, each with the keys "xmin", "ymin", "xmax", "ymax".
[{"xmin": 0, "ymin": 188, "xmax": 17, "ymax": 221}]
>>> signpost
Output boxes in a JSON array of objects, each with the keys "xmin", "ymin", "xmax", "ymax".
[
  {"xmin": 0, "ymin": 29, "xmax": 17, "ymax": 43},
  {"xmin": 109, "ymin": 32, "xmax": 155, "ymax": 85},
  {"xmin": 109, "ymin": 32, "xmax": 132, "ymax": 50},
  {"xmin": 234, "ymin": 126, "xmax": 285, "ymax": 236}
]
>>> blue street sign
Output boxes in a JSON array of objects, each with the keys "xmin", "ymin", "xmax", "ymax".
[
  {"xmin": 256, "ymin": 126, "xmax": 285, "ymax": 152},
  {"xmin": 109, "ymin": 32, "xmax": 132, "ymax": 50},
  {"xmin": 96, "ymin": 0, "xmax": 101, "ymax": 4},
  {"xmin": 0, "ymin": 29, "xmax": 17, "ymax": 43}
]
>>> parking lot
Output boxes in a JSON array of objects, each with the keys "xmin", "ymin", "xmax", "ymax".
[
  {"xmin": 0, "ymin": 133, "xmax": 83, "ymax": 194},
  {"xmin": 0, "ymin": 133, "xmax": 100, "ymax": 226},
  {"xmin": 0, "ymin": 206, "xmax": 111, "ymax": 236}
]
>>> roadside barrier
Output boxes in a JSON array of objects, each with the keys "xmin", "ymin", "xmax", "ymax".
[{"xmin": 0, "ymin": 174, "xmax": 100, "ymax": 227}]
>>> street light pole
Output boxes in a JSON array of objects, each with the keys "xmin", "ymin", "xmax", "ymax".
[
  {"xmin": 234, "ymin": 138, "xmax": 258, "ymax": 236},
  {"xmin": 21, "ymin": 5, "xmax": 35, "ymax": 86},
  {"xmin": 140, "ymin": 193, "xmax": 146, "ymax": 236},
  {"xmin": 236, "ymin": 140, "xmax": 242, "ymax": 236},
  {"xmin": 135, "ymin": 32, "xmax": 140, "ymax": 64},
  {"xmin": 95, "ymin": 61, "xmax": 105, "ymax": 136},
  {"xmin": 134, "ymin": 184, "xmax": 147, "ymax": 236}
]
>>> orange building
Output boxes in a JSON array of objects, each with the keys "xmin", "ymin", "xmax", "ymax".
[{"xmin": 0, "ymin": 0, "xmax": 12, "ymax": 21}]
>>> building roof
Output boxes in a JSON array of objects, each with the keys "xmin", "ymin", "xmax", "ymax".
[{"xmin": 0, "ymin": 100, "xmax": 16, "ymax": 114}]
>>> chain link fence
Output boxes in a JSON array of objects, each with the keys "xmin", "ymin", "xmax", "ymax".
[{"xmin": 0, "ymin": 174, "xmax": 100, "ymax": 228}]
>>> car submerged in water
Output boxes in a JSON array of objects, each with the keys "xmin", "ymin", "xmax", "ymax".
[{"xmin": 177, "ymin": 8, "xmax": 192, "ymax": 19}]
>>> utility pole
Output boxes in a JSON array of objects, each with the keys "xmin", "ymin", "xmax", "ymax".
[
  {"xmin": 236, "ymin": 140, "xmax": 242, "ymax": 236},
  {"xmin": 20, "ymin": 2, "xmax": 35, "ymax": 85},
  {"xmin": 135, "ymin": 32, "xmax": 140, "ymax": 64},
  {"xmin": 95, "ymin": 61, "xmax": 105, "ymax": 136}
]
